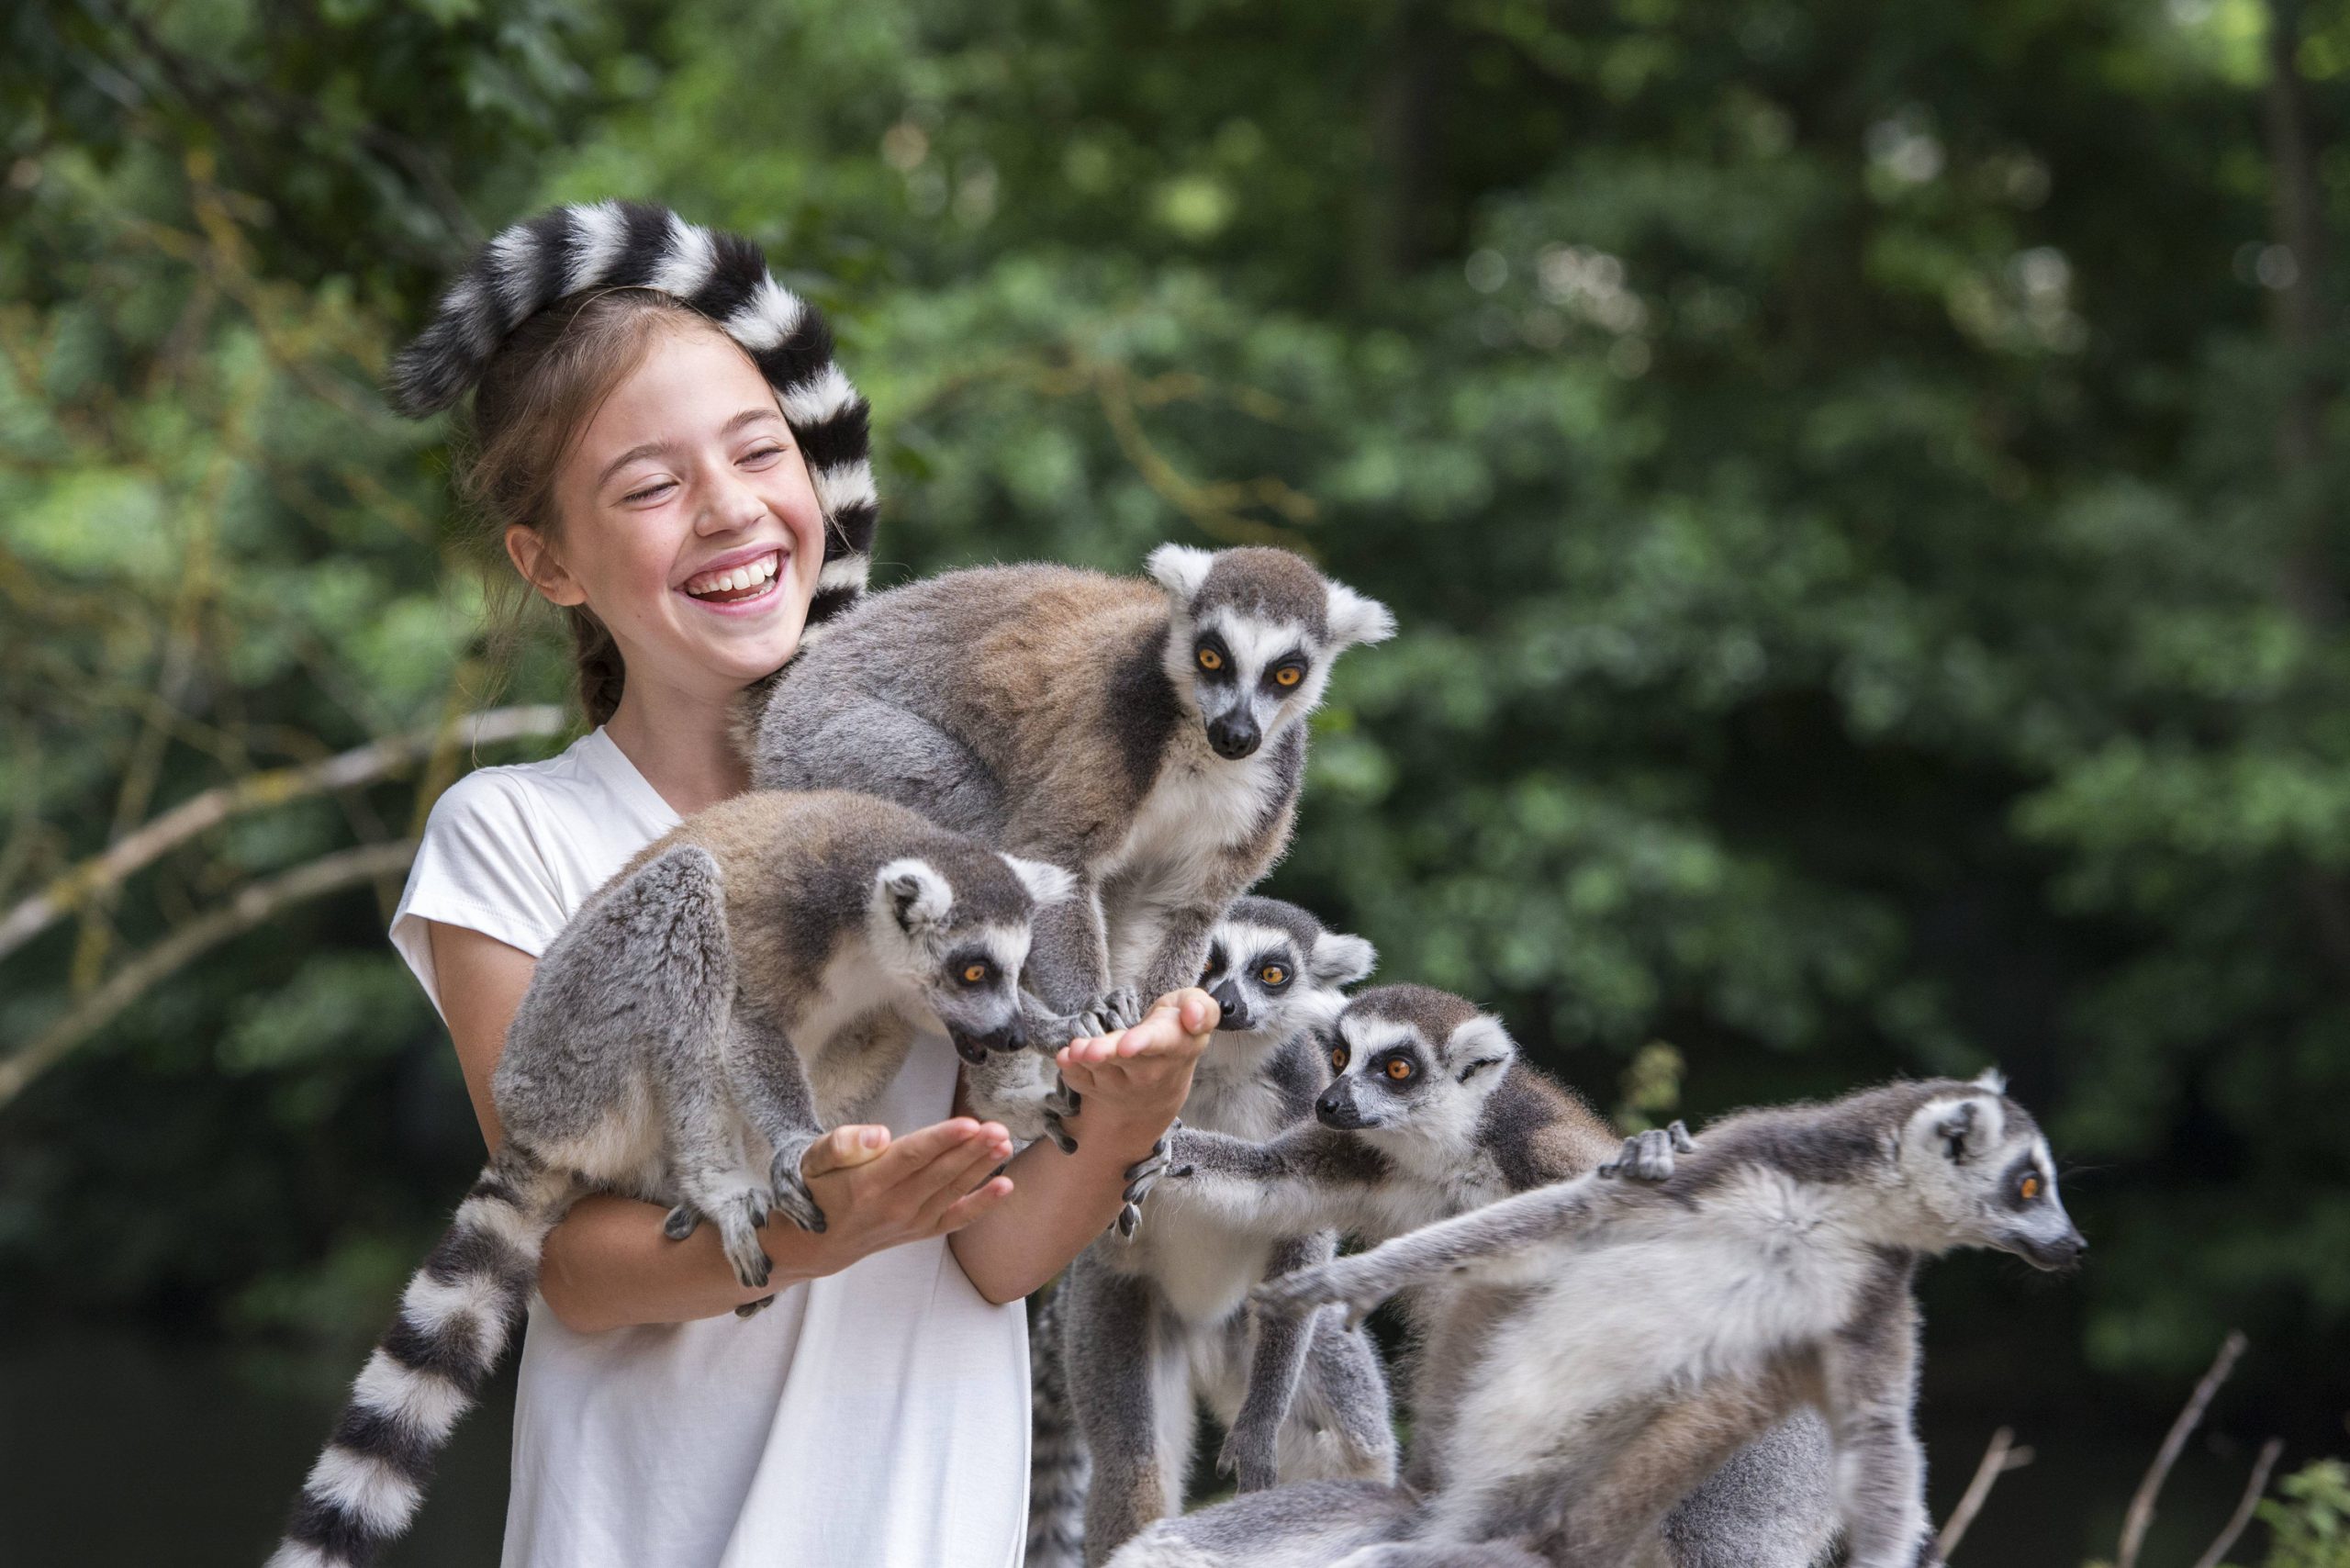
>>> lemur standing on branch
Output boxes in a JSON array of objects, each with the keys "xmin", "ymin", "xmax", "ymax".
[
  {"xmin": 268, "ymin": 791, "xmax": 1080, "ymax": 1568},
  {"xmin": 1113, "ymin": 983, "xmax": 1840, "ymax": 1568},
  {"xmin": 1222, "ymin": 1071, "xmax": 2085, "ymax": 1568},
  {"xmin": 1031, "ymin": 897, "xmax": 1398, "ymax": 1568},
  {"xmin": 745, "ymin": 545, "xmax": 1394, "ymax": 1193}
]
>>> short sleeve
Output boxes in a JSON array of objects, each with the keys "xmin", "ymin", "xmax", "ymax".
[{"xmin": 390, "ymin": 769, "xmax": 570, "ymax": 1019}]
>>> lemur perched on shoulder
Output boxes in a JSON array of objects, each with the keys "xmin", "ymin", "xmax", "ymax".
[
  {"xmin": 746, "ymin": 545, "xmax": 1394, "ymax": 1181},
  {"xmin": 1032, "ymin": 897, "xmax": 1397, "ymax": 1568},
  {"xmin": 1239, "ymin": 1072, "xmax": 2085, "ymax": 1568},
  {"xmin": 1114, "ymin": 984, "xmax": 1839, "ymax": 1568},
  {"xmin": 269, "ymin": 790, "xmax": 1080, "ymax": 1568}
]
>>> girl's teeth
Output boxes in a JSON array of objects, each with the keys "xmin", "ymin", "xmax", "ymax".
[{"xmin": 686, "ymin": 551, "xmax": 781, "ymax": 598}]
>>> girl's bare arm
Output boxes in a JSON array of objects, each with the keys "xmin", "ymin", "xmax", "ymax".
[
  {"xmin": 948, "ymin": 989, "xmax": 1216, "ymax": 1305},
  {"xmin": 428, "ymin": 919, "xmax": 1016, "ymax": 1333}
]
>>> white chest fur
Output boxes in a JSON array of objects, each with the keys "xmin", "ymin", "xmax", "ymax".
[{"xmin": 1099, "ymin": 736, "xmax": 1281, "ymax": 983}]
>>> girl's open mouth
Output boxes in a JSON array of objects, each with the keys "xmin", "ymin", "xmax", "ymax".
[{"xmin": 681, "ymin": 547, "xmax": 786, "ymax": 610}]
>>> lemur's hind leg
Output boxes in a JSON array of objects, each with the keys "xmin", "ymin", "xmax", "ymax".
[
  {"xmin": 1067, "ymin": 1257, "xmax": 1192, "ymax": 1565},
  {"xmin": 1220, "ymin": 1234, "xmax": 1394, "ymax": 1492},
  {"xmin": 1278, "ymin": 1305, "xmax": 1396, "ymax": 1486},
  {"xmin": 1661, "ymin": 1411, "xmax": 1840, "ymax": 1568},
  {"xmin": 658, "ymin": 1022, "xmax": 778, "ymax": 1291}
]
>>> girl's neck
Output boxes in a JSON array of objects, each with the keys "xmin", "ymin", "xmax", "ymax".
[{"xmin": 601, "ymin": 678, "xmax": 754, "ymax": 818}]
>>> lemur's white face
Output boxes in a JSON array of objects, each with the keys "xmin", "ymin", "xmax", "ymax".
[
  {"xmin": 1315, "ymin": 1011, "xmax": 1515, "ymax": 1145},
  {"xmin": 1198, "ymin": 919, "xmax": 1374, "ymax": 1039},
  {"xmin": 521, "ymin": 322, "xmax": 829, "ymax": 710},
  {"xmin": 1897, "ymin": 1089, "xmax": 2084, "ymax": 1270},
  {"xmin": 867, "ymin": 857, "xmax": 1069, "ymax": 1065},
  {"xmin": 1173, "ymin": 606, "xmax": 1334, "ymax": 761}
]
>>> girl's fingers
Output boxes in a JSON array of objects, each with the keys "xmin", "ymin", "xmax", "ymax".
[
  {"xmin": 860, "ymin": 1117, "xmax": 988, "ymax": 1182},
  {"xmin": 800, "ymin": 1123, "xmax": 891, "ymax": 1180},
  {"xmin": 912, "ymin": 1138, "xmax": 1012, "ymax": 1228},
  {"xmin": 929, "ymin": 1175, "xmax": 1015, "ymax": 1236}
]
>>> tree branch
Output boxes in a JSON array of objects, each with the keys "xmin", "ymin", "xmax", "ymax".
[
  {"xmin": 0, "ymin": 706, "xmax": 565, "ymax": 964},
  {"xmin": 2118, "ymin": 1330, "xmax": 2248, "ymax": 1568},
  {"xmin": 2189, "ymin": 1437, "xmax": 2285, "ymax": 1568},
  {"xmin": 1937, "ymin": 1425, "xmax": 2033, "ymax": 1559},
  {"xmin": 0, "ymin": 840, "xmax": 420, "ymax": 1109}
]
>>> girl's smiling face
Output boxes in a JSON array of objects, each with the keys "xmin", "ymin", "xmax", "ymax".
[{"xmin": 509, "ymin": 320, "xmax": 828, "ymax": 709}]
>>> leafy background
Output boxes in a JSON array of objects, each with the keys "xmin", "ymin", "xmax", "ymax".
[{"xmin": 3, "ymin": 0, "xmax": 2348, "ymax": 1562}]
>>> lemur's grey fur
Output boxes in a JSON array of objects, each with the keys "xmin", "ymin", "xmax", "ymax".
[
  {"xmin": 1113, "ymin": 984, "xmax": 1839, "ymax": 1568},
  {"xmin": 268, "ymin": 790, "xmax": 1080, "ymax": 1568},
  {"xmin": 1223, "ymin": 1071, "xmax": 2084, "ymax": 1568},
  {"xmin": 1033, "ymin": 898, "xmax": 1397, "ymax": 1567},
  {"xmin": 385, "ymin": 200, "xmax": 877, "ymax": 629},
  {"xmin": 746, "ymin": 545, "xmax": 1394, "ymax": 1191}
]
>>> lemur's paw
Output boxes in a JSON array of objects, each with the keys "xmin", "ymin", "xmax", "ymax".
[
  {"xmin": 1100, "ymin": 987, "xmax": 1145, "ymax": 1032},
  {"xmin": 661, "ymin": 1203, "xmax": 701, "ymax": 1241},
  {"xmin": 769, "ymin": 1147, "xmax": 829, "ymax": 1235},
  {"xmin": 713, "ymin": 1191, "xmax": 775, "ymax": 1291},
  {"xmin": 1215, "ymin": 1427, "xmax": 1280, "ymax": 1492},
  {"xmin": 1043, "ymin": 1110, "xmax": 1080, "ymax": 1157},
  {"xmin": 1113, "ymin": 1200, "xmax": 1143, "ymax": 1239},
  {"xmin": 733, "ymin": 1294, "xmax": 777, "ymax": 1319},
  {"xmin": 1117, "ymin": 1122, "xmax": 1179, "ymax": 1206},
  {"xmin": 1252, "ymin": 1262, "xmax": 1372, "ymax": 1327},
  {"xmin": 1042, "ymin": 1074, "xmax": 1082, "ymax": 1122},
  {"xmin": 1599, "ymin": 1119, "xmax": 1695, "ymax": 1182}
]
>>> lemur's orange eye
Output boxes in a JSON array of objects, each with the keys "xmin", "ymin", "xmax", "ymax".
[
  {"xmin": 1260, "ymin": 964, "xmax": 1288, "ymax": 986},
  {"xmin": 1197, "ymin": 646, "xmax": 1224, "ymax": 671},
  {"xmin": 1385, "ymin": 1058, "xmax": 1414, "ymax": 1081},
  {"xmin": 962, "ymin": 962, "xmax": 990, "ymax": 984},
  {"xmin": 1273, "ymin": 664, "xmax": 1304, "ymax": 688},
  {"xmin": 1330, "ymin": 1045, "xmax": 1348, "ymax": 1072},
  {"xmin": 2020, "ymin": 1174, "xmax": 2042, "ymax": 1201}
]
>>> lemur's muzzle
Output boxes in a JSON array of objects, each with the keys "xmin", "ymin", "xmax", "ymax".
[
  {"xmin": 1206, "ymin": 713, "xmax": 1261, "ymax": 760},
  {"xmin": 1207, "ymin": 978, "xmax": 1251, "ymax": 1032},
  {"xmin": 1315, "ymin": 1083, "xmax": 1371, "ymax": 1129},
  {"xmin": 949, "ymin": 1018, "xmax": 1026, "ymax": 1065},
  {"xmin": 2009, "ymin": 1225, "xmax": 2087, "ymax": 1272}
]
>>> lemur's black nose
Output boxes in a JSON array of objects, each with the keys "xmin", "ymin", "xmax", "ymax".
[
  {"xmin": 1315, "ymin": 1085, "xmax": 1365, "ymax": 1129},
  {"xmin": 1206, "ymin": 715, "xmax": 1260, "ymax": 759},
  {"xmin": 1207, "ymin": 978, "xmax": 1249, "ymax": 1031}
]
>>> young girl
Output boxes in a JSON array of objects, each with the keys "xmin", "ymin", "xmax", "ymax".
[{"xmin": 385, "ymin": 207, "xmax": 1210, "ymax": 1567}]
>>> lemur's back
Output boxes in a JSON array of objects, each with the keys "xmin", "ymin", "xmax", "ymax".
[{"xmin": 755, "ymin": 566, "xmax": 1176, "ymax": 858}]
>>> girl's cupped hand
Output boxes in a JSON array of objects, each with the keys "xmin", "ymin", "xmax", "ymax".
[{"xmin": 786, "ymin": 1118, "xmax": 1016, "ymax": 1272}]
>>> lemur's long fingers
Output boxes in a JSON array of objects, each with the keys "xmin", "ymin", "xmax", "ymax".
[{"xmin": 1668, "ymin": 1118, "xmax": 1696, "ymax": 1152}]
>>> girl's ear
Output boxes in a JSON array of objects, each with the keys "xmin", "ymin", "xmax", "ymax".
[{"xmin": 506, "ymin": 524, "xmax": 587, "ymax": 607}]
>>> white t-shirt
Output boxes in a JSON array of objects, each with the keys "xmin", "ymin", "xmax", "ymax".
[{"xmin": 389, "ymin": 727, "xmax": 1030, "ymax": 1568}]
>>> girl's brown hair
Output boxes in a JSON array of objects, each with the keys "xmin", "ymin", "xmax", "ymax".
[{"xmin": 452, "ymin": 286, "xmax": 713, "ymax": 727}]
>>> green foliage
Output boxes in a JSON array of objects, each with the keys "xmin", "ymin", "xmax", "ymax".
[{"xmin": 2258, "ymin": 1461, "xmax": 2350, "ymax": 1568}]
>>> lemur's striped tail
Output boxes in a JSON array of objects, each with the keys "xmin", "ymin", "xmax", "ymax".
[
  {"xmin": 385, "ymin": 200, "xmax": 878, "ymax": 631},
  {"xmin": 1025, "ymin": 1283, "xmax": 1090, "ymax": 1568},
  {"xmin": 267, "ymin": 1142, "xmax": 576, "ymax": 1568}
]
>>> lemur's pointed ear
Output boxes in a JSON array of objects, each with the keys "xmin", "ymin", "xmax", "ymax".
[
  {"xmin": 1147, "ymin": 543, "xmax": 1217, "ymax": 605},
  {"xmin": 1310, "ymin": 932, "xmax": 1377, "ymax": 989},
  {"xmin": 1001, "ymin": 853, "xmax": 1076, "ymax": 907},
  {"xmin": 1325, "ymin": 581, "xmax": 1396, "ymax": 647},
  {"xmin": 1932, "ymin": 1099, "xmax": 1980, "ymax": 1161},
  {"xmin": 876, "ymin": 858, "xmax": 953, "ymax": 934},
  {"xmin": 1444, "ymin": 1014, "xmax": 1516, "ymax": 1083},
  {"xmin": 1973, "ymin": 1066, "xmax": 2008, "ymax": 1095}
]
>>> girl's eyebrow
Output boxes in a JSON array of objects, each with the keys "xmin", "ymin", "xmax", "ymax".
[{"xmin": 596, "ymin": 407, "xmax": 788, "ymax": 489}]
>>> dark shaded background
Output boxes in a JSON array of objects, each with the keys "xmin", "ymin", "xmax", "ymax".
[{"xmin": 4, "ymin": 0, "xmax": 2348, "ymax": 1562}]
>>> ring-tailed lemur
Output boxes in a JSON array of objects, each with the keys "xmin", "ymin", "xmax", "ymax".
[
  {"xmin": 745, "ymin": 545, "xmax": 1395, "ymax": 1151},
  {"xmin": 385, "ymin": 200, "xmax": 878, "ymax": 631},
  {"xmin": 1114, "ymin": 984, "xmax": 1840, "ymax": 1568},
  {"xmin": 1230, "ymin": 1071, "xmax": 2083, "ymax": 1568},
  {"xmin": 269, "ymin": 790, "xmax": 1081, "ymax": 1568},
  {"xmin": 1033, "ymin": 898, "xmax": 1397, "ymax": 1568}
]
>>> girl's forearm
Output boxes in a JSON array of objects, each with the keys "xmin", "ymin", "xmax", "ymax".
[
  {"xmin": 536, "ymin": 1192, "xmax": 833, "ymax": 1333},
  {"xmin": 948, "ymin": 1108, "xmax": 1167, "ymax": 1305}
]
